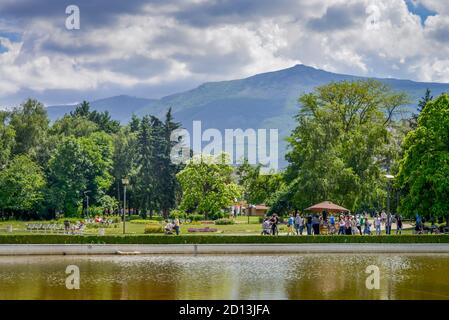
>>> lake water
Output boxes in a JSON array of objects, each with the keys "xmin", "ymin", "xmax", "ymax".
[{"xmin": 0, "ymin": 254, "xmax": 448, "ymax": 300}]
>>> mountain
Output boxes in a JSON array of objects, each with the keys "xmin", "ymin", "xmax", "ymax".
[{"xmin": 46, "ymin": 64, "xmax": 449, "ymax": 168}]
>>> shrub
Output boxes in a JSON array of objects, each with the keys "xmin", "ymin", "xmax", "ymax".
[
  {"xmin": 128, "ymin": 215, "xmax": 141, "ymax": 221},
  {"xmin": 144, "ymin": 224, "xmax": 164, "ymax": 234},
  {"xmin": 169, "ymin": 209, "xmax": 187, "ymax": 219},
  {"xmin": 214, "ymin": 218, "xmax": 235, "ymax": 225}
]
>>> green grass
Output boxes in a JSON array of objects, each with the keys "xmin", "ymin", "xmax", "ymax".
[{"xmin": 0, "ymin": 234, "xmax": 449, "ymax": 244}]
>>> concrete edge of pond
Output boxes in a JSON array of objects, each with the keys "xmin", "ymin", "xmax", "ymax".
[{"xmin": 1, "ymin": 243, "xmax": 449, "ymax": 255}]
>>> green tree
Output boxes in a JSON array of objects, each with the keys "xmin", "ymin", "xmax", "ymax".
[
  {"xmin": 70, "ymin": 101, "xmax": 120, "ymax": 134},
  {"xmin": 177, "ymin": 154, "xmax": 242, "ymax": 219},
  {"xmin": 236, "ymin": 160, "xmax": 284, "ymax": 205},
  {"xmin": 281, "ymin": 80, "xmax": 409, "ymax": 211},
  {"xmin": 397, "ymin": 93, "xmax": 449, "ymax": 224},
  {"xmin": 158, "ymin": 108, "xmax": 182, "ymax": 218},
  {"xmin": 0, "ymin": 111, "xmax": 15, "ymax": 168},
  {"xmin": 410, "ymin": 89, "xmax": 433, "ymax": 129},
  {"xmin": 9, "ymin": 99, "xmax": 49, "ymax": 158},
  {"xmin": 48, "ymin": 132, "xmax": 113, "ymax": 217},
  {"xmin": 0, "ymin": 155, "xmax": 45, "ymax": 216}
]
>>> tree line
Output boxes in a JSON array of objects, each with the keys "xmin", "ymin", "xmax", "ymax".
[
  {"xmin": 0, "ymin": 100, "xmax": 181, "ymax": 219},
  {"xmin": 0, "ymin": 79, "xmax": 448, "ymax": 223}
]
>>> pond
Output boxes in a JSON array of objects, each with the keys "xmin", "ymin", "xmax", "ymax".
[{"xmin": 0, "ymin": 254, "xmax": 448, "ymax": 300}]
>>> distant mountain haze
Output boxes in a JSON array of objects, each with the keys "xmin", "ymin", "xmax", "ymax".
[{"xmin": 46, "ymin": 64, "xmax": 449, "ymax": 168}]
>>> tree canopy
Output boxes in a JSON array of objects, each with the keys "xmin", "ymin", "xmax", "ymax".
[{"xmin": 397, "ymin": 93, "xmax": 449, "ymax": 222}]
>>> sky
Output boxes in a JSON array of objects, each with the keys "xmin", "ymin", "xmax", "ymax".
[{"xmin": 1, "ymin": 0, "xmax": 449, "ymax": 106}]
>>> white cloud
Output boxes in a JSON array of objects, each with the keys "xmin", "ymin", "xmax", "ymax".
[{"xmin": 0, "ymin": 0, "xmax": 449, "ymax": 105}]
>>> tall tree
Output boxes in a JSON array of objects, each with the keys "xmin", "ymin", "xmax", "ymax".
[
  {"xmin": 281, "ymin": 80, "xmax": 409, "ymax": 211},
  {"xmin": 48, "ymin": 132, "xmax": 113, "ymax": 216},
  {"xmin": 177, "ymin": 154, "xmax": 242, "ymax": 219},
  {"xmin": 410, "ymin": 89, "xmax": 433, "ymax": 129},
  {"xmin": 0, "ymin": 111, "xmax": 15, "ymax": 168},
  {"xmin": 158, "ymin": 108, "xmax": 182, "ymax": 218},
  {"xmin": 9, "ymin": 99, "xmax": 49, "ymax": 158},
  {"xmin": 0, "ymin": 155, "xmax": 45, "ymax": 217},
  {"xmin": 397, "ymin": 93, "xmax": 449, "ymax": 225}
]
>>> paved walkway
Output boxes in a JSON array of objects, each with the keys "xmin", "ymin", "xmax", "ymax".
[{"xmin": 1, "ymin": 243, "xmax": 449, "ymax": 255}]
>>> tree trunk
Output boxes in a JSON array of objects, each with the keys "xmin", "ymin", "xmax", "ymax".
[{"xmin": 446, "ymin": 214, "xmax": 449, "ymax": 227}]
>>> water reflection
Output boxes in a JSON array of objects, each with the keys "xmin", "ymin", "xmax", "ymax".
[{"xmin": 0, "ymin": 254, "xmax": 448, "ymax": 300}]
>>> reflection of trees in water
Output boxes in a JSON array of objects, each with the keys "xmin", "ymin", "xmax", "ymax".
[
  {"xmin": 284, "ymin": 254, "xmax": 413, "ymax": 300},
  {"xmin": 1, "ymin": 254, "xmax": 449, "ymax": 299}
]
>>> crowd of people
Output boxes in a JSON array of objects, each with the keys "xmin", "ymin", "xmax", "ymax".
[{"xmin": 262, "ymin": 211, "xmax": 408, "ymax": 236}]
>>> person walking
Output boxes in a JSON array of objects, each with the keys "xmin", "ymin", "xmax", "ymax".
[
  {"xmin": 396, "ymin": 214, "xmax": 403, "ymax": 235},
  {"xmin": 270, "ymin": 214, "xmax": 279, "ymax": 235},
  {"xmin": 306, "ymin": 214, "xmax": 313, "ymax": 235},
  {"xmin": 312, "ymin": 214, "xmax": 320, "ymax": 235},
  {"xmin": 287, "ymin": 214, "xmax": 295, "ymax": 236},
  {"xmin": 374, "ymin": 215, "xmax": 381, "ymax": 235},
  {"xmin": 295, "ymin": 213, "xmax": 304, "ymax": 235},
  {"xmin": 338, "ymin": 216, "xmax": 346, "ymax": 235},
  {"xmin": 385, "ymin": 213, "xmax": 392, "ymax": 235},
  {"xmin": 364, "ymin": 215, "xmax": 371, "ymax": 235},
  {"xmin": 174, "ymin": 218, "xmax": 180, "ymax": 235},
  {"xmin": 345, "ymin": 216, "xmax": 352, "ymax": 235},
  {"xmin": 356, "ymin": 214, "xmax": 362, "ymax": 235}
]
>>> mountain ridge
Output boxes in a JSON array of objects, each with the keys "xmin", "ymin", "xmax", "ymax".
[{"xmin": 45, "ymin": 64, "xmax": 449, "ymax": 167}]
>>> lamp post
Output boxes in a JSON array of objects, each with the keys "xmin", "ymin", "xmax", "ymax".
[
  {"xmin": 84, "ymin": 190, "xmax": 91, "ymax": 218},
  {"xmin": 121, "ymin": 178, "xmax": 129, "ymax": 234},
  {"xmin": 385, "ymin": 175, "xmax": 395, "ymax": 215}
]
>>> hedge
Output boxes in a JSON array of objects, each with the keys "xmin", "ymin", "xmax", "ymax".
[{"xmin": 1, "ymin": 234, "xmax": 449, "ymax": 244}]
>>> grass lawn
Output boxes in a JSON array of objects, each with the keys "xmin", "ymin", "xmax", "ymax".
[{"xmin": 0, "ymin": 218, "xmax": 422, "ymax": 236}]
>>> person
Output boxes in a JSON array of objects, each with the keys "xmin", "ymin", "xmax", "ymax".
[
  {"xmin": 164, "ymin": 220, "xmax": 173, "ymax": 234},
  {"xmin": 270, "ymin": 214, "xmax": 279, "ymax": 235},
  {"xmin": 356, "ymin": 214, "xmax": 362, "ymax": 235},
  {"xmin": 385, "ymin": 213, "xmax": 392, "ymax": 235},
  {"xmin": 338, "ymin": 216, "xmax": 346, "ymax": 235},
  {"xmin": 306, "ymin": 214, "xmax": 313, "ymax": 235},
  {"xmin": 312, "ymin": 214, "xmax": 320, "ymax": 235},
  {"xmin": 261, "ymin": 218, "xmax": 272, "ymax": 235},
  {"xmin": 381, "ymin": 210, "xmax": 387, "ymax": 225},
  {"xmin": 364, "ymin": 218, "xmax": 372, "ymax": 235},
  {"xmin": 63, "ymin": 220, "xmax": 70, "ymax": 233},
  {"xmin": 344, "ymin": 216, "xmax": 352, "ymax": 235},
  {"xmin": 351, "ymin": 216, "xmax": 357, "ymax": 235},
  {"xmin": 287, "ymin": 214, "xmax": 295, "ymax": 236},
  {"xmin": 322, "ymin": 210, "xmax": 328, "ymax": 223},
  {"xmin": 328, "ymin": 214, "xmax": 335, "ymax": 234},
  {"xmin": 415, "ymin": 213, "xmax": 422, "ymax": 234},
  {"xmin": 174, "ymin": 218, "xmax": 180, "ymax": 235},
  {"xmin": 295, "ymin": 213, "xmax": 304, "ymax": 235},
  {"xmin": 374, "ymin": 215, "xmax": 381, "ymax": 235},
  {"xmin": 395, "ymin": 214, "xmax": 403, "ymax": 235}
]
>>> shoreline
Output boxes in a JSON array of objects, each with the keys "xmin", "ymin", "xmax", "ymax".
[{"xmin": 1, "ymin": 243, "xmax": 449, "ymax": 255}]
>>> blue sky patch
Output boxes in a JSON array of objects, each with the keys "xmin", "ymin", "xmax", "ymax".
[{"xmin": 405, "ymin": 0, "xmax": 437, "ymax": 25}]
